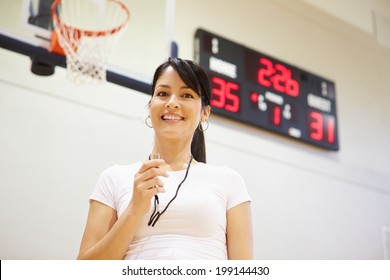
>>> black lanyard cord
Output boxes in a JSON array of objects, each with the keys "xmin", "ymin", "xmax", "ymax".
[{"xmin": 148, "ymin": 155, "xmax": 193, "ymax": 227}]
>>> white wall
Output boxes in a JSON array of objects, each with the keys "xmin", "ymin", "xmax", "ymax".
[{"xmin": 0, "ymin": 0, "xmax": 389, "ymax": 259}]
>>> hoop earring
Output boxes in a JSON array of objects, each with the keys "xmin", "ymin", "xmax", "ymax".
[
  {"xmin": 198, "ymin": 119, "xmax": 209, "ymax": 131},
  {"xmin": 145, "ymin": 116, "xmax": 153, "ymax": 128}
]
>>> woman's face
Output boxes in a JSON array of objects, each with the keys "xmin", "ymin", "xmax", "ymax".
[{"xmin": 149, "ymin": 66, "xmax": 210, "ymax": 141}]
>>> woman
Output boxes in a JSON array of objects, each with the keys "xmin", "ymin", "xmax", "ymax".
[{"xmin": 77, "ymin": 58, "xmax": 253, "ymax": 259}]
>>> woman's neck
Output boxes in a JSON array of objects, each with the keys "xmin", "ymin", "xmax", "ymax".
[{"xmin": 151, "ymin": 140, "xmax": 194, "ymax": 171}]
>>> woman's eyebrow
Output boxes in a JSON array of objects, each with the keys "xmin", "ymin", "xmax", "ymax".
[
  {"xmin": 156, "ymin": 84, "xmax": 192, "ymax": 90},
  {"xmin": 155, "ymin": 84, "xmax": 171, "ymax": 89}
]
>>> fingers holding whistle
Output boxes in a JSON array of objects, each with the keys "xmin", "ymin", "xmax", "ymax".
[
  {"xmin": 136, "ymin": 159, "xmax": 168, "ymax": 193},
  {"xmin": 131, "ymin": 158, "xmax": 169, "ymax": 216}
]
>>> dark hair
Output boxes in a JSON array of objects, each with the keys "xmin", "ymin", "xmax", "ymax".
[{"xmin": 151, "ymin": 57, "xmax": 211, "ymax": 163}]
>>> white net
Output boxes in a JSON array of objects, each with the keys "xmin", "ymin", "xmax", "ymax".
[{"xmin": 52, "ymin": 0, "xmax": 130, "ymax": 84}]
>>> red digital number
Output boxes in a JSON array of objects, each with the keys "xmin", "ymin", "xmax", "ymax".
[
  {"xmin": 257, "ymin": 57, "xmax": 299, "ymax": 97},
  {"xmin": 211, "ymin": 76, "xmax": 240, "ymax": 113},
  {"xmin": 210, "ymin": 77, "xmax": 225, "ymax": 108},
  {"xmin": 309, "ymin": 111, "xmax": 323, "ymax": 141},
  {"xmin": 273, "ymin": 105, "xmax": 281, "ymax": 126},
  {"xmin": 266, "ymin": 104, "xmax": 282, "ymax": 127},
  {"xmin": 309, "ymin": 111, "xmax": 335, "ymax": 143},
  {"xmin": 327, "ymin": 118, "xmax": 335, "ymax": 143},
  {"xmin": 258, "ymin": 58, "xmax": 273, "ymax": 87},
  {"xmin": 273, "ymin": 64, "xmax": 288, "ymax": 93},
  {"xmin": 286, "ymin": 78, "xmax": 299, "ymax": 97}
]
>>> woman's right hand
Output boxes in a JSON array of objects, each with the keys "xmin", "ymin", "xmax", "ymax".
[
  {"xmin": 78, "ymin": 160, "xmax": 168, "ymax": 260},
  {"xmin": 129, "ymin": 159, "xmax": 168, "ymax": 216}
]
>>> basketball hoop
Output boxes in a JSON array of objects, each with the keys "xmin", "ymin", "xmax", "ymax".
[{"xmin": 50, "ymin": 0, "xmax": 130, "ymax": 84}]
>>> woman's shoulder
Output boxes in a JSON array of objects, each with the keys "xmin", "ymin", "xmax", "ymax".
[{"xmin": 198, "ymin": 163, "xmax": 249, "ymax": 202}]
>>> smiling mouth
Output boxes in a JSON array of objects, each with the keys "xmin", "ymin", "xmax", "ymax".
[{"xmin": 161, "ymin": 115, "xmax": 184, "ymax": 121}]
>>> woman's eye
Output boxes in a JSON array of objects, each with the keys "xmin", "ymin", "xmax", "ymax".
[
  {"xmin": 183, "ymin": 93, "xmax": 194, "ymax": 98},
  {"xmin": 156, "ymin": 91, "xmax": 168, "ymax": 97}
]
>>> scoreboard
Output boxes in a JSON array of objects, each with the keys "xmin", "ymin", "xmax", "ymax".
[{"xmin": 194, "ymin": 29, "xmax": 339, "ymax": 151}]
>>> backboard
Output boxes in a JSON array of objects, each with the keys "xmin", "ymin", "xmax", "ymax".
[{"xmin": 0, "ymin": 0, "xmax": 176, "ymax": 93}]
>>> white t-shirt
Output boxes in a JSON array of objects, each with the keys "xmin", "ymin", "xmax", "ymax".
[{"xmin": 90, "ymin": 162, "xmax": 251, "ymax": 260}]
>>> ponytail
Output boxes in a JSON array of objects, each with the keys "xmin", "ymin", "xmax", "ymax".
[{"xmin": 191, "ymin": 127, "xmax": 206, "ymax": 163}]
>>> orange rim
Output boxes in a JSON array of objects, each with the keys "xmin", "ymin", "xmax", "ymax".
[{"xmin": 51, "ymin": 0, "xmax": 130, "ymax": 37}]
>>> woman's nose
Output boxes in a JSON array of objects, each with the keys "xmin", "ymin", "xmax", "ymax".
[{"xmin": 166, "ymin": 94, "xmax": 180, "ymax": 109}]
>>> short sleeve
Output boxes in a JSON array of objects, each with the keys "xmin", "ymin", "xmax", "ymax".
[
  {"xmin": 89, "ymin": 166, "xmax": 117, "ymax": 210},
  {"xmin": 224, "ymin": 167, "xmax": 251, "ymax": 210}
]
